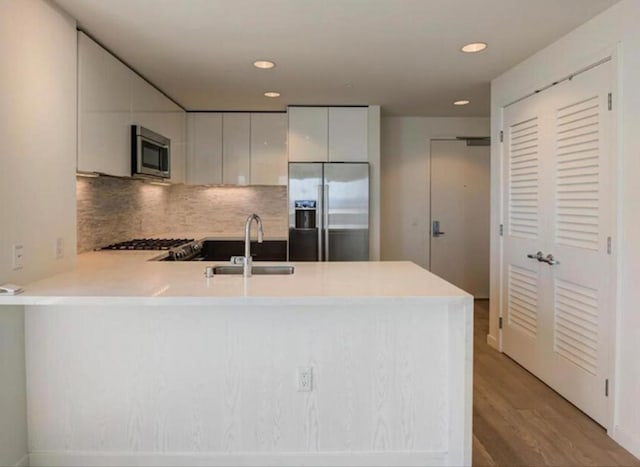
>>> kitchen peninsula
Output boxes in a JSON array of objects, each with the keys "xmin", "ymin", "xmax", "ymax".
[{"xmin": 0, "ymin": 253, "xmax": 472, "ymax": 467}]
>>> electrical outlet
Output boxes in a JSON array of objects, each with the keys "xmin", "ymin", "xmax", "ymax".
[
  {"xmin": 55, "ymin": 237, "xmax": 64, "ymax": 259},
  {"xmin": 297, "ymin": 367, "xmax": 313, "ymax": 392},
  {"xmin": 12, "ymin": 244, "xmax": 24, "ymax": 270}
]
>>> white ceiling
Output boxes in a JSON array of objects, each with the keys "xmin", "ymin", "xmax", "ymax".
[{"xmin": 54, "ymin": 0, "xmax": 619, "ymax": 116}]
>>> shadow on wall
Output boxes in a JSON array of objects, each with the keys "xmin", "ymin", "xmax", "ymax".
[{"xmin": 76, "ymin": 177, "xmax": 288, "ymax": 252}]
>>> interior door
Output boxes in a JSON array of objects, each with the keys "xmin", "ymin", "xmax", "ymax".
[
  {"xmin": 502, "ymin": 89, "xmax": 552, "ymax": 376},
  {"xmin": 430, "ymin": 140, "xmax": 490, "ymax": 298},
  {"xmin": 544, "ymin": 62, "xmax": 613, "ymax": 426},
  {"xmin": 502, "ymin": 61, "xmax": 613, "ymax": 426}
]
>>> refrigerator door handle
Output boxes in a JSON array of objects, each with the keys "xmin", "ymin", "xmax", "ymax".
[
  {"xmin": 317, "ymin": 184, "xmax": 323, "ymax": 261},
  {"xmin": 324, "ymin": 183, "xmax": 330, "ymax": 262}
]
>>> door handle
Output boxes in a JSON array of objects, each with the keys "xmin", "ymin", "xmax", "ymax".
[
  {"xmin": 541, "ymin": 254, "xmax": 560, "ymax": 265},
  {"xmin": 317, "ymin": 184, "xmax": 323, "ymax": 261},
  {"xmin": 324, "ymin": 184, "xmax": 329, "ymax": 262},
  {"xmin": 527, "ymin": 251, "xmax": 544, "ymax": 261},
  {"xmin": 432, "ymin": 220, "xmax": 445, "ymax": 237},
  {"xmin": 527, "ymin": 251, "xmax": 560, "ymax": 265}
]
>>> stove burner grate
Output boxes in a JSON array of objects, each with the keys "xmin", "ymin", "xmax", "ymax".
[{"xmin": 101, "ymin": 238, "xmax": 194, "ymax": 251}]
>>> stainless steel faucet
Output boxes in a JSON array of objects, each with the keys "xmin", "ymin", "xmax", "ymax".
[{"xmin": 231, "ymin": 213, "xmax": 264, "ymax": 277}]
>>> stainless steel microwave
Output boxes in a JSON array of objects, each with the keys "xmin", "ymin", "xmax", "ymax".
[{"xmin": 131, "ymin": 125, "xmax": 171, "ymax": 179}]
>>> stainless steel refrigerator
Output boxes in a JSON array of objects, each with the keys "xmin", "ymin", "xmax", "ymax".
[{"xmin": 288, "ymin": 162, "xmax": 369, "ymax": 261}]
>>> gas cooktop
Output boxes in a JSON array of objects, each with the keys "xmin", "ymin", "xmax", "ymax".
[{"xmin": 100, "ymin": 238, "xmax": 194, "ymax": 251}]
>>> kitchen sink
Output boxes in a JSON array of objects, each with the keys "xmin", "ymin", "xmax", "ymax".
[{"xmin": 212, "ymin": 265, "xmax": 295, "ymax": 275}]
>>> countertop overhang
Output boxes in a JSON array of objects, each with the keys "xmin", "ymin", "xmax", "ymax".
[{"xmin": 0, "ymin": 250, "xmax": 470, "ymax": 306}]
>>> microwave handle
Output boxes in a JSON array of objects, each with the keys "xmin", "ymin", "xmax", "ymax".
[{"xmin": 162, "ymin": 145, "xmax": 170, "ymax": 173}]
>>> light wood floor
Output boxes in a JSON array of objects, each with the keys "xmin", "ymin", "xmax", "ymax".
[{"xmin": 473, "ymin": 300, "xmax": 639, "ymax": 467}]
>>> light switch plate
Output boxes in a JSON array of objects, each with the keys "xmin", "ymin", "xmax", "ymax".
[{"xmin": 12, "ymin": 244, "xmax": 24, "ymax": 270}]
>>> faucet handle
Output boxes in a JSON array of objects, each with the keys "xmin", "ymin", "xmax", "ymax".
[{"xmin": 230, "ymin": 256, "xmax": 245, "ymax": 265}]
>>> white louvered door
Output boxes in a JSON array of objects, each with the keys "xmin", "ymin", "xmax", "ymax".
[
  {"xmin": 502, "ymin": 88, "xmax": 551, "ymax": 375},
  {"xmin": 543, "ymin": 63, "xmax": 613, "ymax": 426},
  {"xmin": 502, "ymin": 61, "xmax": 613, "ymax": 426}
]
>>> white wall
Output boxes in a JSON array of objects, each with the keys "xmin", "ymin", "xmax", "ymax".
[
  {"xmin": 381, "ymin": 117, "xmax": 490, "ymax": 269},
  {"xmin": 0, "ymin": 0, "xmax": 77, "ymax": 285},
  {"xmin": 490, "ymin": 0, "xmax": 640, "ymax": 457},
  {"xmin": 0, "ymin": 0, "xmax": 77, "ymax": 464}
]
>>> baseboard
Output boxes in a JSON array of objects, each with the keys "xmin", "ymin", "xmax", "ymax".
[
  {"xmin": 14, "ymin": 453, "xmax": 29, "ymax": 467},
  {"xmin": 28, "ymin": 450, "xmax": 451, "ymax": 467},
  {"xmin": 486, "ymin": 333, "xmax": 499, "ymax": 350},
  {"xmin": 612, "ymin": 425, "xmax": 640, "ymax": 460}
]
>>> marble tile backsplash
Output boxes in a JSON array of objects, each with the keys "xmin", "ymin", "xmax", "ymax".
[{"xmin": 77, "ymin": 177, "xmax": 288, "ymax": 253}]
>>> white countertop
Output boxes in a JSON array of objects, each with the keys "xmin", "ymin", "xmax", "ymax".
[{"xmin": 0, "ymin": 250, "xmax": 470, "ymax": 306}]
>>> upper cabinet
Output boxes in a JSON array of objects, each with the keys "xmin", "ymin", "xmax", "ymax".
[
  {"xmin": 328, "ymin": 107, "xmax": 368, "ymax": 162},
  {"xmin": 186, "ymin": 112, "xmax": 287, "ymax": 186},
  {"xmin": 222, "ymin": 113, "xmax": 251, "ymax": 185},
  {"xmin": 77, "ymin": 32, "xmax": 186, "ymax": 182},
  {"xmin": 288, "ymin": 107, "xmax": 329, "ymax": 162},
  {"xmin": 288, "ymin": 106, "xmax": 368, "ymax": 162},
  {"xmin": 250, "ymin": 113, "xmax": 288, "ymax": 185},
  {"xmin": 186, "ymin": 113, "xmax": 222, "ymax": 185},
  {"xmin": 131, "ymin": 74, "xmax": 186, "ymax": 183},
  {"xmin": 77, "ymin": 32, "xmax": 131, "ymax": 177}
]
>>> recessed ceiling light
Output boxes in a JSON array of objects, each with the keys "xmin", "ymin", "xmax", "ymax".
[
  {"xmin": 253, "ymin": 60, "xmax": 275, "ymax": 69},
  {"xmin": 453, "ymin": 100, "xmax": 470, "ymax": 106},
  {"xmin": 461, "ymin": 42, "xmax": 487, "ymax": 53},
  {"xmin": 264, "ymin": 91, "xmax": 281, "ymax": 98}
]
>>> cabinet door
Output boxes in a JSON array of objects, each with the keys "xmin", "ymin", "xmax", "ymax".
[
  {"xmin": 222, "ymin": 113, "xmax": 251, "ymax": 185},
  {"xmin": 187, "ymin": 113, "xmax": 222, "ymax": 185},
  {"xmin": 250, "ymin": 113, "xmax": 288, "ymax": 185},
  {"xmin": 329, "ymin": 107, "xmax": 368, "ymax": 162},
  {"xmin": 77, "ymin": 32, "xmax": 131, "ymax": 177},
  {"xmin": 288, "ymin": 107, "xmax": 328, "ymax": 162}
]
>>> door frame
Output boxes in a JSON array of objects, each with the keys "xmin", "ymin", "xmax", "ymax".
[{"xmin": 494, "ymin": 46, "xmax": 621, "ymax": 432}]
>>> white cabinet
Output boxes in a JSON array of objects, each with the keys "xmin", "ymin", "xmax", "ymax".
[
  {"xmin": 131, "ymin": 74, "xmax": 187, "ymax": 183},
  {"xmin": 77, "ymin": 32, "xmax": 186, "ymax": 181},
  {"xmin": 77, "ymin": 32, "xmax": 131, "ymax": 177},
  {"xmin": 250, "ymin": 113, "xmax": 288, "ymax": 185},
  {"xmin": 187, "ymin": 113, "xmax": 222, "ymax": 185},
  {"xmin": 222, "ymin": 114, "xmax": 251, "ymax": 185},
  {"xmin": 288, "ymin": 107, "xmax": 329, "ymax": 162},
  {"xmin": 186, "ymin": 112, "xmax": 287, "ymax": 186},
  {"xmin": 329, "ymin": 107, "xmax": 368, "ymax": 162},
  {"xmin": 288, "ymin": 106, "xmax": 369, "ymax": 163}
]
